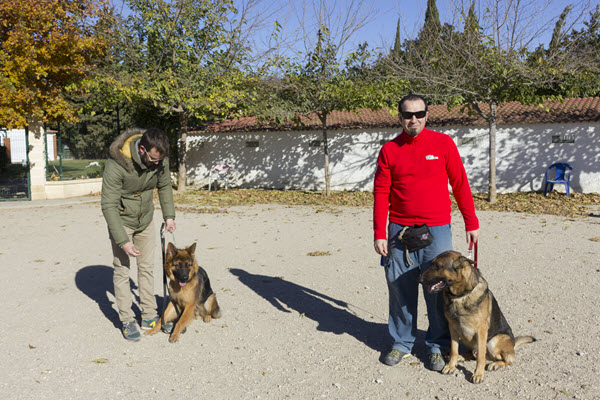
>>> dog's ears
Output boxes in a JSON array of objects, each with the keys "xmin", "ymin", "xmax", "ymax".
[
  {"xmin": 186, "ymin": 242, "xmax": 197, "ymax": 256},
  {"xmin": 452, "ymin": 256, "xmax": 475, "ymax": 269},
  {"xmin": 166, "ymin": 242, "xmax": 177, "ymax": 261}
]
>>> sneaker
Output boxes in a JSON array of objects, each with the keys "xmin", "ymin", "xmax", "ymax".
[
  {"xmin": 428, "ymin": 353, "xmax": 446, "ymax": 372},
  {"xmin": 141, "ymin": 316, "xmax": 159, "ymax": 330},
  {"xmin": 382, "ymin": 349, "xmax": 410, "ymax": 366},
  {"xmin": 161, "ymin": 321, "xmax": 174, "ymax": 334},
  {"xmin": 121, "ymin": 321, "xmax": 141, "ymax": 342}
]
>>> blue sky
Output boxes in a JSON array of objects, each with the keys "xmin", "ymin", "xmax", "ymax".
[
  {"xmin": 113, "ymin": 0, "xmax": 596, "ymax": 59},
  {"xmin": 242, "ymin": 0, "xmax": 596, "ymax": 58}
]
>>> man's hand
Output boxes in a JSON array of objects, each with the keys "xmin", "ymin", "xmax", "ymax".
[
  {"xmin": 466, "ymin": 229, "xmax": 480, "ymax": 246},
  {"xmin": 122, "ymin": 242, "xmax": 141, "ymax": 257},
  {"xmin": 165, "ymin": 218, "xmax": 176, "ymax": 233},
  {"xmin": 374, "ymin": 239, "xmax": 388, "ymax": 256}
]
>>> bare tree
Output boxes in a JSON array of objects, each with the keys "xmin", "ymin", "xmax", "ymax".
[
  {"xmin": 253, "ymin": 0, "xmax": 399, "ymax": 195},
  {"xmin": 381, "ymin": 0, "xmax": 596, "ymax": 203}
]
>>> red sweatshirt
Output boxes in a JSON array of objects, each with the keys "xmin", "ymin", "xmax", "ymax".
[{"xmin": 373, "ymin": 128, "xmax": 479, "ymax": 240}]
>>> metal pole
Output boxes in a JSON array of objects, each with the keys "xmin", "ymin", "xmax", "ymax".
[
  {"xmin": 58, "ymin": 123, "xmax": 63, "ymax": 180},
  {"xmin": 44, "ymin": 124, "xmax": 49, "ymax": 180},
  {"xmin": 25, "ymin": 126, "xmax": 31, "ymax": 200}
]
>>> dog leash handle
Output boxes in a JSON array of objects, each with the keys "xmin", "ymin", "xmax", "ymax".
[{"xmin": 468, "ymin": 242, "xmax": 478, "ymax": 268}]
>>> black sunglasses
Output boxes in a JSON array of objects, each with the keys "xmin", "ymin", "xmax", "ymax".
[{"xmin": 401, "ymin": 110, "xmax": 427, "ymax": 119}]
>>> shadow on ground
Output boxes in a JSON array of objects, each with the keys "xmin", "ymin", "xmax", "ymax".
[
  {"xmin": 229, "ymin": 268, "xmax": 391, "ymax": 353},
  {"xmin": 75, "ymin": 265, "xmax": 146, "ymax": 328}
]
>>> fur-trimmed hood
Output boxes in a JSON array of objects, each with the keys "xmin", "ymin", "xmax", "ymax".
[{"xmin": 109, "ymin": 128, "xmax": 145, "ymax": 172}]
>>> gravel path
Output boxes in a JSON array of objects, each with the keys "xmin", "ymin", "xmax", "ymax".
[{"xmin": 1, "ymin": 198, "xmax": 599, "ymax": 399}]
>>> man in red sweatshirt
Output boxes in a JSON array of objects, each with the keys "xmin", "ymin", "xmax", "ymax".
[{"xmin": 373, "ymin": 94, "xmax": 480, "ymax": 371}]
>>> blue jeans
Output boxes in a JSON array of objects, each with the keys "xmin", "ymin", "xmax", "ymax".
[{"xmin": 382, "ymin": 223, "xmax": 453, "ymax": 355}]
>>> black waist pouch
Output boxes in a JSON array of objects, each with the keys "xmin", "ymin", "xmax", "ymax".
[{"xmin": 398, "ymin": 224, "xmax": 434, "ymax": 251}]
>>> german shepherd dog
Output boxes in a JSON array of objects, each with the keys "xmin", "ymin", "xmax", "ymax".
[
  {"xmin": 145, "ymin": 242, "xmax": 221, "ymax": 342},
  {"xmin": 418, "ymin": 251, "xmax": 535, "ymax": 383}
]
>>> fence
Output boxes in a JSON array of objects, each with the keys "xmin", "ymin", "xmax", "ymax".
[
  {"xmin": 44, "ymin": 128, "xmax": 104, "ymax": 181},
  {"xmin": 0, "ymin": 128, "xmax": 30, "ymax": 201}
]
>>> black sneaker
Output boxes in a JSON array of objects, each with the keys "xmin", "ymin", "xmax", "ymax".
[
  {"xmin": 382, "ymin": 349, "xmax": 410, "ymax": 366},
  {"xmin": 121, "ymin": 321, "xmax": 141, "ymax": 342},
  {"xmin": 428, "ymin": 353, "xmax": 445, "ymax": 371}
]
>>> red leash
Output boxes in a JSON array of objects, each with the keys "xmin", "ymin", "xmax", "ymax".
[{"xmin": 468, "ymin": 241, "xmax": 478, "ymax": 268}]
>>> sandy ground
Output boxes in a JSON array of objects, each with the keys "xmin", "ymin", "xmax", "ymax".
[{"xmin": 1, "ymin": 196, "xmax": 599, "ymax": 400}]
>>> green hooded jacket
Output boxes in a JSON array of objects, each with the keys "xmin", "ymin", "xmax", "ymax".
[{"xmin": 101, "ymin": 128, "xmax": 175, "ymax": 247}]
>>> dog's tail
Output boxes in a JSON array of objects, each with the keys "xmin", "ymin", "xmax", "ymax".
[{"xmin": 515, "ymin": 335, "xmax": 536, "ymax": 349}]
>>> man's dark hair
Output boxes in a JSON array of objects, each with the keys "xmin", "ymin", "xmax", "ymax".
[
  {"xmin": 398, "ymin": 94, "xmax": 429, "ymax": 114},
  {"xmin": 140, "ymin": 128, "xmax": 170, "ymax": 157}
]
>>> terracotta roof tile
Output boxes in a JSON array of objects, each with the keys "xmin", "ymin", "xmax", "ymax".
[{"xmin": 193, "ymin": 97, "xmax": 600, "ymax": 133}]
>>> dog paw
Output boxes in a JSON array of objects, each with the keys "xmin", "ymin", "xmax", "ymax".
[
  {"xmin": 472, "ymin": 373, "xmax": 485, "ymax": 384},
  {"xmin": 168, "ymin": 334, "xmax": 180, "ymax": 343},
  {"xmin": 486, "ymin": 361, "xmax": 506, "ymax": 371},
  {"xmin": 202, "ymin": 315, "xmax": 212, "ymax": 323},
  {"xmin": 441, "ymin": 365, "xmax": 455, "ymax": 375}
]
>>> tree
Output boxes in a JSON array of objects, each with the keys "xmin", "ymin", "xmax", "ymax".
[
  {"xmin": 393, "ymin": 18, "xmax": 402, "ymax": 54},
  {"xmin": 253, "ymin": 0, "xmax": 403, "ymax": 195},
  {"xmin": 104, "ymin": 0, "xmax": 261, "ymax": 191},
  {"xmin": 423, "ymin": 0, "xmax": 442, "ymax": 36},
  {"xmin": 562, "ymin": 5, "xmax": 600, "ymax": 96},
  {"xmin": 257, "ymin": 27, "xmax": 404, "ymax": 196},
  {"xmin": 380, "ymin": 0, "xmax": 597, "ymax": 203},
  {"xmin": 0, "ymin": 0, "xmax": 106, "ymax": 128},
  {"xmin": 549, "ymin": 5, "xmax": 572, "ymax": 54}
]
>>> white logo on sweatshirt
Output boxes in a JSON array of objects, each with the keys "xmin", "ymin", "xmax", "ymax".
[{"xmin": 425, "ymin": 155, "xmax": 439, "ymax": 160}]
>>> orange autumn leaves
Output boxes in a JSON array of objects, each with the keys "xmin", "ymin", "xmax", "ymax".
[{"xmin": 0, "ymin": 0, "xmax": 107, "ymax": 128}]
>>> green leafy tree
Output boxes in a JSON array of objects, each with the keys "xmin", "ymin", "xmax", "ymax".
[
  {"xmin": 58, "ymin": 99, "xmax": 139, "ymax": 159},
  {"xmin": 561, "ymin": 5, "xmax": 600, "ymax": 96},
  {"xmin": 105, "ymin": 0, "xmax": 253, "ymax": 191}
]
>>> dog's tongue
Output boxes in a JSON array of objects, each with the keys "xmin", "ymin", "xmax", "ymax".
[
  {"xmin": 429, "ymin": 281, "xmax": 446, "ymax": 293},
  {"xmin": 179, "ymin": 281, "xmax": 187, "ymax": 287}
]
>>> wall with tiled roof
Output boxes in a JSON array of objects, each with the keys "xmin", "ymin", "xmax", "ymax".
[
  {"xmin": 195, "ymin": 97, "xmax": 600, "ymax": 133},
  {"xmin": 186, "ymin": 116, "xmax": 600, "ymax": 193}
]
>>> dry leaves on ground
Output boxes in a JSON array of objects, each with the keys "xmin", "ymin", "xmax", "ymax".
[{"xmin": 170, "ymin": 189, "xmax": 600, "ymax": 218}]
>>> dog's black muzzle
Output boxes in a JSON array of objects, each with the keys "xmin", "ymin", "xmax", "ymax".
[{"xmin": 173, "ymin": 268, "xmax": 190, "ymax": 283}]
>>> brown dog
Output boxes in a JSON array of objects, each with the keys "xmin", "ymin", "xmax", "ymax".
[
  {"xmin": 418, "ymin": 251, "xmax": 535, "ymax": 383},
  {"xmin": 145, "ymin": 242, "xmax": 221, "ymax": 342}
]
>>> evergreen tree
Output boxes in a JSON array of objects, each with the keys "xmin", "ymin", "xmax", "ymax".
[
  {"xmin": 393, "ymin": 18, "xmax": 402, "ymax": 54},
  {"xmin": 464, "ymin": 2, "xmax": 479, "ymax": 39},
  {"xmin": 549, "ymin": 5, "xmax": 572, "ymax": 53},
  {"xmin": 423, "ymin": 0, "xmax": 441, "ymax": 36}
]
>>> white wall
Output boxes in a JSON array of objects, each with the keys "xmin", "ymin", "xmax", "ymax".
[
  {"xmin": 186, "ymin": 122, "xmax": 600, "ymax": 193},
  {"xmin": 446, "ymin": 122, "xmax": 599, "ymax": 194}
]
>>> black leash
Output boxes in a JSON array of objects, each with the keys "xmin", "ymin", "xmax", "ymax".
[{"xmin": 160, "ymin": 223, "xmax": 181, "ymax": 332}]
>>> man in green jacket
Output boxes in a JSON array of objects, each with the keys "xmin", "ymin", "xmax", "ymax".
[{"xmin": 101, "ymin": 127, "xmax": 176, "ymax": 341}]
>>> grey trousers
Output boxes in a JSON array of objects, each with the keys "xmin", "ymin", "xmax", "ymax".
[{"xmin": 110, "ymin": 222, "xmax": 158, "ymax": 324}]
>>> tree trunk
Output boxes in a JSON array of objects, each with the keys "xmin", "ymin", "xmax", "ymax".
[
  {"xmin": 177, "ymin": 113, "xmax": 188, "ymax": 193},
  {"xmin": 320, "ymin": 116, "xmax": 331, "ymax": 196},
  {"xmin": 488, "ymin": 102, "xmax": 497, "ymax": 204}
]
